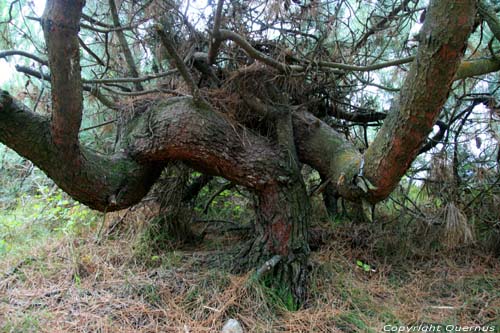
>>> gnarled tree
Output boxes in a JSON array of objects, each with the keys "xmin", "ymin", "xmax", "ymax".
[{"xmin": 1, "ymin": 0, "xmax": 498, "ymax": 304}]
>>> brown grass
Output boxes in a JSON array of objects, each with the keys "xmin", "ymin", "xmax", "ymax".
[{"xmin": 1, "ymin": 218, "xmax": 499, "ymax": 333}]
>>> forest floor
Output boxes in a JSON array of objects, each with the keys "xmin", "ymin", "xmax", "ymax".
[{"xmin": 1, "ymin": 206, "xmax": 499, "ymax": 333}]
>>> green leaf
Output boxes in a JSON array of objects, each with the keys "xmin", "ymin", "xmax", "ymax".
[{"xmin": 356, "ymin": 260, "xmax": 364, "ymax": 267}]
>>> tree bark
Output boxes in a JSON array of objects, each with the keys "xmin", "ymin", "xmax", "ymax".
[
  {"xmin": 362, "ymin": 0, "xmax": 477, "ymax": 202},
  {"xmin": 323, "ymin": 180, "xmax": 339, "ymax": 218},
  {"xmin": 0, "ymin": 91, "xmax": 162, "ymax": 211},
  {"xmin": 3, "ymin": 0, "xmax": 479, "ymax": 208},
  {"xmin": 295, "ymin": 0, "xmax": 477, "ymax": 203},
  {"xmin": 149, "ymin": 164, "xmax": 199, "ymax": 248},
  {"xmin": 126, "ymin": 97, "xmax": 284, "ymax": 190},
  {"xmin": 237, "ymin": 181, "xmax": 311, "ymax": 306},
  {"xmin": 42, "ymin": 0, "xmax": 84, "ymax": 151},
  {"xmin": 235, "ymin": 108, "xmax": 311, "ymax": 305}
]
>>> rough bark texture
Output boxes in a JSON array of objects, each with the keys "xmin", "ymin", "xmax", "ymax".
[
  {"xmin": 0, "ymin": 91, "xmax": 161, "ymax": 211},
  {"xmin": 323, "ymin": 181, "xmax": 339, "ymax": 218},
  {"xmin": 291, "ymin": 0, "xmax": 477, "ymax": 203},
  {"xmin": 293, "ymin": 111, "xmax": 363, "ymax": 201},
  {"xmin": 237, "ymin": 181, "xmax": 311, "ymax": 305},
  {"xmin": 42, "ymin": 0, "xmax": 84, "ymax": 151},
  {"xmin": 126, "ymin": 97, "xmax": 285, "ymax": 190},
  {"xmin": 2, "ymin": 0, "xmax": 478, "ymax": 208},
  {"xmin": 362, "ymin": 0, "xmax": 477, "ymax": 202}
]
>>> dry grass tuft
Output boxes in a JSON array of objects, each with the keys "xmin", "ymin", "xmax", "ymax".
[{"xmin": 442, "ymin": 202, "xmax": 475, "ymax": 249}]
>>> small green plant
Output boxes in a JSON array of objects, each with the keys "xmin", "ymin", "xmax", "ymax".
[
  {"xmin": 1, "ymin": 313, "xmax": 42, "ymax": 333},
  {"xmin": 356, "ymin": 260, "xmax": 373, "ymax": 272},
  {"xmin": 139, "ymin": 284, "xmax": 162, "ymax": 306},
  {"xmin": 0, "ymin": 239, "xmax": 8, "ymax": 254},
  {"xmin": 259, "ymin": 276, "xmax": 299, "ymax": 312},
  {"xmin": 0, "ymin": 186, "xmax": 99, "ymax": 257}
]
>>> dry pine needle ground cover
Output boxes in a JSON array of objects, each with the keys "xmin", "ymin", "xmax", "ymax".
[{"xmin": 0, "ymin": 213, "xmax": 499, "ymax": 333}]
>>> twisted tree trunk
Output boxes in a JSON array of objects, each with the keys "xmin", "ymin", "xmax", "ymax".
[{"xmin": 237, "ymin": 181, "xmax": 311, "ymax": 305}]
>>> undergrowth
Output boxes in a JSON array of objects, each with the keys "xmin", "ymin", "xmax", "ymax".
[
  {"xmin": 0, "ymin": 185, "xmax": 100, "ymax": 257},
  {"xmin": 1, "ymin": 201, "xmax": 499, "ymax": 332},
  {"xmin": 0, "ymin": 167, "xmax": 499, "ymax": 332}
]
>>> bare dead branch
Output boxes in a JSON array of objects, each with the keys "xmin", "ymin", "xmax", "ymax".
[
  {"xmin": 207, "ymin": 0, "xmax": 225, "ymax": 65},
  {"xmin": 0, "ymin": 50, "xmax": 48, "ymax": 66},
  {"xmin": 203, "ymin": 181, "xmax": 235, "ymax": 214},
  {"xmin": 108, "ymin": 0, "xmax": 143, "ymax": 91},
  {"xmin": 85, "ymin": 70, "xmax": 178, "ymax": 84},
  {"xmin": 155, "ymin": 24, "xmax": 200, "ymax": 100},
  {"xmin": 478, "ymin": 0, "xmax": 500, "ymax": 42},
  {"xmin": 254, "ymin": 255, "xmax": 282, "ymax": 280}
]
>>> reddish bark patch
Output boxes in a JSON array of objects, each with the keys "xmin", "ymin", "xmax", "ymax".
[
  {"xmin": 438, "ymin": 45, "xmax": 458, "ymax": 61},
  {"xmin": 458, "ymin": 15, "xmax": 469, "ymax": 26},
  {"xmin": 268, "ymin": 218, "xmax": 292, "ymax": 255}
]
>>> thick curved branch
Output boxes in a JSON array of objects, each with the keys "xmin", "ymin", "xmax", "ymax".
[
  {"xmin": 0, "ymin": 90, "xmax": 161, "ymax": 211},
  {"xmin": 0, "ymin": 0, "xmax": 485, "ymax": 214},
  {"xmin": 295, "ymin": 0, "xmax": 479, "ymax": 203},
  {"xmin": 363, "ymin": 0, "xmax": 477, "ymax": 202},
  {"xmin": 126, "ymin": 97, "xmax": 286, "ymax": 190},
  {"xmin": 1, "ymin": 90, "xmax": 307, "ymax": 211},
  {"xmin": 293, "ymin": 111, "xmax": 363, "ymax": 201}
]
